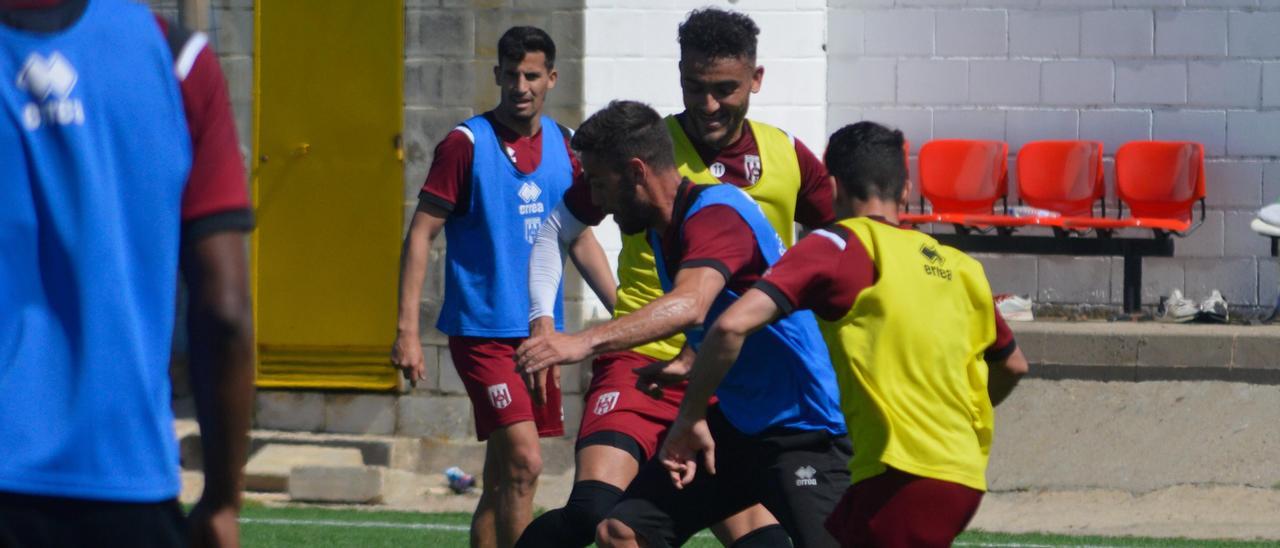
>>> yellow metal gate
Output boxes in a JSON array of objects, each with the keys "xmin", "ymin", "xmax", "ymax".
[{"xmin": 252, "ymin": 1, "xmax": 403, "ymax": 390}]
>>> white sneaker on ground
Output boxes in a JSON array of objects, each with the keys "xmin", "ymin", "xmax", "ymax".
[
  {"xmin": 995, "ymin": 294, "xmax": 1034, "ymax": 322},
  {"xmin": 1199, "ymin": 290, "xmax": 1229, "ymax": 323},
  {"xmin": 1160, "ymin": 289, "xmax": 1199, "ymax": 323}
]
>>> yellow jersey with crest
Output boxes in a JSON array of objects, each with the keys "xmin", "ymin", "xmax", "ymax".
[
  {"xmin": 613, "ymin": 116, "xmax": 801, "ymax": 360},
  {"xmin": 819, "ymin": 217, "xmax": 997, "ymax": 491}
]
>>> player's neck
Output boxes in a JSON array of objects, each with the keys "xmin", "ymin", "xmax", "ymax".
[
  {"xmin": 491, "ymin": 108, "xmax": 541, "ymax": 138},
  {"xmin": 649, "ymin": 172, "xmax": 683, "ymax": 233},
  {"xmin": 839, "ymin": 197, "xmax": 900, "ymax": 225}
]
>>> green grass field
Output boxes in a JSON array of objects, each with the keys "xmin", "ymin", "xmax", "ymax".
[{"xmin": 238, "ymin": 504, "xmax": 1276, "ymax": 547}]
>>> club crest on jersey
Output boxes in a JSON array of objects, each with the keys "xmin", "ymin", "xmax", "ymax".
[
  {"xmin": 744, "ymin": 155, "xmax": 762, "ymax": 185},
  {"xmin": 524, "ymin": 217, "xmax": 542, "ymax": 244},
  {"xmin": 593, "ymin": 391, "xmax": 620, "ymax": 416},
  {"xmin": 709, "ymin": 162, "xmax": 726, "ymax": 179},
  {"xmin": 795, "ymin": 465, "xmax": 818, "ymax": 486},
  {"xmin": 15, "ymin": 51, "xmax": 85, "ymax": 130},
  {"xmin": 488, "ymin": 383, "xmax": 513, "ymax": 409},
  {"xmin": 518, "ymin": 181, "xmax": 544, "ymax": 215}
]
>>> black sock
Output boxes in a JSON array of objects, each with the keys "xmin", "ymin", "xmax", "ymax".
[
  {"xmin": 514, "ymin": 480, "xmax": 625, "ymax": 548},
  {"xmin": 729, "ymin": 524, "xmax": 792, "ymax": 548}
]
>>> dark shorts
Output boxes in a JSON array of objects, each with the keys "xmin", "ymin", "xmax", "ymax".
[
  {"xmin": 576, "ymin": 350, "xmax": 685, "ymax": 461},
  {"xmin": 824, "ymin": 468, "xmax": 983, "ymax": 548},
  {"xmin": 0, "ymin": 491, "xmax": 186, "ymax": 547},
  {"xmin": 606, "ymin": 406, "xmax": 852, "ymax": 548},
  {"xmin": 450, "ymin": 336, "xmax": 564, "ymax": 441}
]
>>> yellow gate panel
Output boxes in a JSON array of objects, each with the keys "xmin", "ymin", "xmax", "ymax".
[{"xmin": 252, "ymin": 0, "xmax": 403, "ymax": 390}]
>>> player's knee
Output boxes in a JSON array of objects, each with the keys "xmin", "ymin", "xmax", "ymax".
[
  {"xmin": 564, "ymin": 480, "xmax": 624, "ymax": 529},
  {"xmin": 727, "ymin": 524, "xmax": 790, "ymax": 548},
  {"xmin": 505, "ymin": 444, "xmax": 543, "ymax": 486},
  {"xmin": 595, "ymin": 518, "xmax": 636, "ymax": 547}
]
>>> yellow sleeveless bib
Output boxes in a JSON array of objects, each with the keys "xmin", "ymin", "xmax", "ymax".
[
  {"xmin": 613, "ymin": 117, "xmax": 801, "ymax": 360},
  {"xmin": 819, "ymin": 218, "xmax": 997, "ymax": 491}
]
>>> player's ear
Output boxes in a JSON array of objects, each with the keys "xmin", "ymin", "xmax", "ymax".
[
  {"xmin": 492, "ymin": 64, "xmax": 501, "ymax": 86},
  {"xmin": 546, "ymin": 67, "xmax": 558, "ymax": 89},
  {"xmin": 626, "ymin": 157, "xmax": 647, "ymax": 186},
  {"xmin": 751, "ymin": 64, "xmax": 764, "ymax": 94},
  {"xmin": 899, "ymin": 178, "xmax": 912, "ymax": 206}
]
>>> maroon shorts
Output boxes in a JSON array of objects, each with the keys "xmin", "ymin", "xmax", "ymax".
[
  {"xmin": 824, "ymin": 468, "xmax": 984, "ymax": 548},
  {"xmin": 449, "ymin": 336, "xmax": 564, "ymax": 442},
  {"xmin": 576, "ymin": 350, "xmax": 686, "ymax": 460}
]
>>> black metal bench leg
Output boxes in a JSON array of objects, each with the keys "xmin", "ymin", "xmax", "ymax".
[{"xmin": 1123, "ymin": 251, "xmax": 1141, "ymax": 314}]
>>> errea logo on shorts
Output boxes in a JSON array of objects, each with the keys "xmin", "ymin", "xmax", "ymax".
[
  {"xmin": 593, "ymin": 391, "xmax": 620, "ymax": 416},
  {"xmin": 795, "ymin": 465, "xmax": 818, "ymax": 487},
  {"xmin": 487, "ymin": 383, "xmax": 513, "ymax": 409}
]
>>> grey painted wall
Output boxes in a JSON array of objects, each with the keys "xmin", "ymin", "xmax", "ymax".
[{"xmin": 828, "ymin": 0, "xmax": 1280, "ymax": 309}]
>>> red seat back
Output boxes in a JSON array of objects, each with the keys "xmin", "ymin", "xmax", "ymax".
[
  {"xmin": 1016, "ymin": 140, "xmax": 1104, "ymax": 218},
  {"xmin": 1115, "ymin": 141, "xmax": 1205, "ymax": 222},
  {"xmin": 918, "ymin": 140, "xmax": 1008, "ymax": 215}
]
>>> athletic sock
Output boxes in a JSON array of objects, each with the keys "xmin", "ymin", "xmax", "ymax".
[
  {"xmin": 728, "ymin": 524, "xmax": 792, "ymax": 548},
  {"xmin": 514, "ymin": 480, "xmax": 624, "ymax": 547}
]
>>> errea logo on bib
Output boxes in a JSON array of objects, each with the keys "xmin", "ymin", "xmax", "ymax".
[
  {"xmin": 16, "ymin": 52, "xmax": 85, "ymax": 131},
  {"xmin": 518, "ymin": 181, "xmax": 544, "ymax": 215}
]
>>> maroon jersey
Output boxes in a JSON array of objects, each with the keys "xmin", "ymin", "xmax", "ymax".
[{"xmin": 656, "ymin": 182, "xmax": 768, "ymax": 296}]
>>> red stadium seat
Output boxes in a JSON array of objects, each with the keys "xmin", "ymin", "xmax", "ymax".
[{"xmin": 1061, "ymin": 141, "xmax": 1205, "ymax": 234}]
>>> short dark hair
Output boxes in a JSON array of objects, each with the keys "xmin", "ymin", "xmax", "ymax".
[
  {"xmin": 824, "ymin": 122, "xmax": 908, "ymax": 202},
  {"xmin": 572, "ymin": 100, "xmax": 674, "ymax": 172},
  {"xmin": 677, "ymin": 8, "xmax": 759, "ymax": 61},
  {"xmin": 497, "ymin": 26, "xmax": 556, "ymax": 69}
]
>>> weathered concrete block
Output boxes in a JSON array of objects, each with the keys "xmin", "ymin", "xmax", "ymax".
[
  {"xmin": 1153, "ymin": 110, "xmax": 1226, "ymax": 158},
  {"xmin": 1228, "ymin": 11, "xmax": 1280, "ymax": 58},
  {"xmin": 1234, "ymin": 332, "xmax": 1280, "ymax": 371},
  {"xmin": 829, "ymin": 58, "xmax": 895, "ymax": 106},
  {"xmin": 1037, "ymin": 256, "xmax": 1112, "ymax": 305},
  {"xmin": 398, "ymin": 395, "xmax": 474, "ymax": 440},
  {"xmin": 1189, "ymin": 61, "xmax": 1263, "ymax": 108},
  {"xmin": 933, "ymin": 109, "xmax": 1004, "ymax": 142},
  {"xmin": 859, "ymin": 108, "xmax": 932, "ymax": 153},
  {"xmin": 1009, "ymin": 11, "xmax": 1078, "ymax": 57},
  {"xmin": 1184, "ymin": 257, "xmax": 1258, "ymax": 305},
  {"xmin": 1260, "ymin": 259, "xmax": 1280, "ymax": 307},
  {"xmin": 1116, "ymin": 62, "xmax": 1187, "ymax": 106},
  {"xmin": 245, "ymin": 444, "xmax": 364, "ymax": 492},
  {"xmin": 1042, "ymin": 61, "xmax": 1113, "ymax": 107},
  {"xmin": 864, "ymin": 10, "xmax": 934, "ymax": 57},
  {"xmin": 899, "ymin": 60, "xmax": 967, "ymax": 105},
  {"xmin": 405, "ymin": 10, "xmax": 473, "ymax": 57},
  {"xmin": 437, "ymin": 346, "xmax": 467, "ymax": 395},
  {"xmin": 936, "ymin": 10, "xmax": 1006, "ymax": 56},
  {"xmin": 1155, "ymin": 10, "xmax": 1227, "ymax": 57},
  {"xmin": 324, "ymin": 394, "xmax": 397, "ymax": 435},
  {"xmin": 972, "ymin": 253, "xmax": 1038, "ymax": 298},
  {"xmin": 1172, "ymin": 210, "xmax": 1225, "ymax": 258},
  {"xmin": 563, "ymin": 390, "xmax": 584, "ymax": 436},
  {"xmin": 212, "ymin": 8, "xmax": 253, "ymax": 57},
  {"xmin": 256, "ymin": 391, "xmax": 324, "ymax": 431},
  {"xmin": 1205, "ymin": 161, "xmax": 1263, "ymax": 209},
  {"xmin": 218, "ymin": 56, "xmax": 252, "ymax": 105},
  {"xmin": 1109, "ymin": 256, "xmax": 1184, "ymax": 306},
  {"xmin": 1224, "ymin": 209, "xmax": 1268, "ymax": 260},
  {"xmin": 1265, "ymin": 162, "xmax": 1280, "ymax": 204},
  {"xmin": 1082, "ymin": 10, "xmax": 1153, "ymax": 57},
  {"xmin": 1265, "ymin": 63, "xmax": 1280, "ymax": 108},
  {"xmin": 827, "ymin": 10, "xmax": 863, "ymax": 57},
  {"xmin": 970, "ymin": 61, "xmax": 1039, "ymax": 106},
  {"xmin": 1227, "ymin": 111, "xmax": 1280, "ymax": 158},
  {"xmin": 1034, "ymin": 330, "xmax": 1140, "ymax": 366},
  {"xmin": 289, "ymin": 465, "xmax": 384, "ymax": 503},
  {"xmin": 1006, "ymin": 109, "xmax": 1078, "ymax": 151},
  {"xmin": 1138, "ymin": 334, "xmax": 1233, "ymax": 369},
  {"xmin": 1079, "ymin": 110, "xmax": 1151, "ymax": 155}
]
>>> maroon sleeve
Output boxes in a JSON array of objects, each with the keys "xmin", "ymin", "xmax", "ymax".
[
  {"xmin": 755, "ymin": 228, "xmax": 874, "ymax": 321},
  {"xmin": 562, "ymin": 173, "xmax": 606, "ymax": 225},
  {"xmin": 986, "ymin": 306, "xmax": 1017, "ymax": 362},
  {"xmin": 419, "ymin": 129, "xmax": 473, "ymax": 214},
  {"xmin": 171, "ymin": 29, "xmax": 254, "ymax": 241},
  {"xmin": 679, "ymin": 205, "xmax": 760, "ymax": 284},
  {"xmin": 792, "ymin": 138, "xmax": 836, "ymax": 229}
]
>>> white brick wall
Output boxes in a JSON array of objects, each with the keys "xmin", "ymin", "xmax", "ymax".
[{"xmin": 827, "ymin": 1, "xmax": 1280, "ymax": 307}]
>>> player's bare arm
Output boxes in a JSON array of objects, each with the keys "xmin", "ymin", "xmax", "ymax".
[
  {"xmin": 391, "ymin": 199, "xmax": 448, "ymax": 384},
  {"xmin": 660, "ymin": 287, "xmax": 780, "ymax": 489},
  {"xmin": 988, "ymin": 347, "xmax": 1029, "ymax": 406},
  {"xmin": 182, "ymin": 231, "xmax": 255, "ymax": 548},
  {"xmin": 517, "ymin": 266, "xmax": 725, "ymax": 373},
  {"xmin": 568, "ymin": 226, "xmax": 617, "ymax": 313}
]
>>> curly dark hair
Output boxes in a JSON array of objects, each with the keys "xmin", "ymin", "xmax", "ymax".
[
  {"xmin": 825, "ymin": 122, "xmax": 908, "ymax": 202},
  {"xmin": 498, "ymin": 26, "xmax": 556, "ymax": 68},
  {"xmin": 572, "ymin": 101, "xmax": 674, "ymax": 171},
  {"xmin": 677, "ymin": 8, "xmax": 759, "ymax": 60}
]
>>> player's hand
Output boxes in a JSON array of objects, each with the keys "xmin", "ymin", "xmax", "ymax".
[
  {"xmin": 516, "ymin": 331, "xmax": 591, "ymax": 373},
  {"xmin": 633, "ymin": 359, "xmax": 692, "ymax": 399},
  {"xmin": 391, "ymin": 333, "xmax": 426, "ymax": 387},
  {"xmin": 522, "ymin": 365, "xmax": 558, "ymax": 405},
  {"xmin": 187, "ymin": 499, "xmax": 240, "ymax": 548},
  {"xmin": 659, "ymin": 416, "xmax": 715, "ymax": 489}
]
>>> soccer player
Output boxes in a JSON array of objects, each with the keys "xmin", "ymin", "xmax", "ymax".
[
  {"xmin": 389, "ymin": 26, "xmax": 610, "ymax": 548},
  {"xmin": 660, "ymin": 121, "xmax": 1030, "ymax": 547},
  {"xmin": 0, "ymin": 0, "xmax": 254, "ymax": 546},
  {"xmin": 519, "ymin": 100, "xmax": 850, "ymax": 548},
  {"xmin": 517, "ymin": 8, "xmax": 830, "ymax": 546}
]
